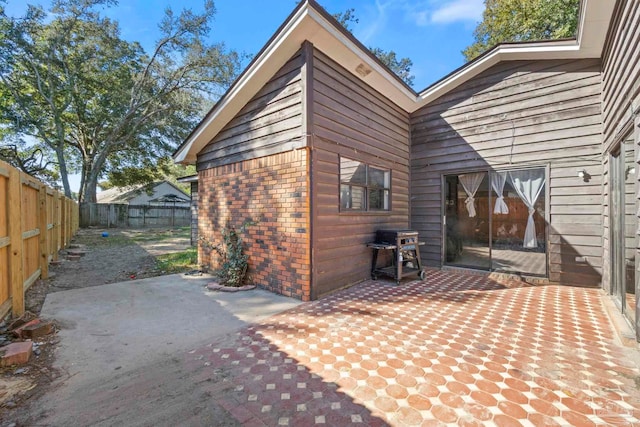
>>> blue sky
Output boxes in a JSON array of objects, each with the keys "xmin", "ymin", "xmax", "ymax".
[
  {"xmin": 4, "ymin": 0, "xmax": 484, "ymax": 191},
  {"xmin": 6, "ymin": 0, "xmax": 484, "ymax": 89}
]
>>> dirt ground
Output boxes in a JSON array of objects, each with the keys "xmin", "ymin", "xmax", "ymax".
[{"xmin": 0, "ymin": 227, "xmax": 194, "ymax": 425}]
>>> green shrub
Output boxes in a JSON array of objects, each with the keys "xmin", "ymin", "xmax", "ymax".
[{"xmin": 201, "ymin": 220, "xmax": 256, "ymax": 287}]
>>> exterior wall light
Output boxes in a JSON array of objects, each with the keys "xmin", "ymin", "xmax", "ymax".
[{"xmin": 577, "ymin": 169, "xmax": 590, "ymax": 182}]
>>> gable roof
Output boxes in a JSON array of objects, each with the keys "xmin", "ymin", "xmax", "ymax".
[
  {"xmin": 173, "ymin": 0, "xmax": 616, "ymax": 165},
  {"xmin": 96, "ymin": 180, "xmax": 189, "ymax": 204}
]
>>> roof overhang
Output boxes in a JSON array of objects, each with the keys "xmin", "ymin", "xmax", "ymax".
[
  {"xmin": 177, "ymin": 174, "xmax": 198, "ymax": 183},
  {"xmin": 173, "ymin": 0, "xmax": 415, "ymax": 164},
  {"xmin": 417, "ymin": 0, "xmax": 616, "ymax": 107},
  {"xmin": 173, "ymin": 0, "xmax": 616, "ymax": 165}
]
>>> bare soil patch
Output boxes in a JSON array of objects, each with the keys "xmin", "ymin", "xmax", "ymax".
[{"xmin": 22, "ymin": 227, "xmax": 194, "ymax": 314}]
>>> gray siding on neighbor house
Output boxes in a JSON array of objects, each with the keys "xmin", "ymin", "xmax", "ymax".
[
  {"xmin": 196, "ymin": 51, "xmax": 306, "ymax": 171},
  {"xmin": 410, "ymin": 58, "xmax": 603, "ymax": 286},
  {"xmin": 601, "ymin": 0, "xmax": 640, "ymax": 295},
  {"xmin": 310, "ymin": 49, "xmax": 411, "ymax": 298}
]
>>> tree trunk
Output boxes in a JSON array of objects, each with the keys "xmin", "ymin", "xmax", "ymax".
[
  {"xmin": 55, "ymin": 146, "xmax": 72, "ymax": 198},
  {"xmin": 83, "ymin": 174, "xmax": 98, "ymax": 203},
  {"xmin": 81, "ymin": 150, "xmax": 108, "ymax": 203}
]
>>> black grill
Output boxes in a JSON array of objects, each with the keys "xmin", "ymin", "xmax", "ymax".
[
  {"xmin": 375, "ymin": 229, "xmax": 419, "ymax": 246},
  {"xmin": 367, "ymin": 229, "xmax": 426, "ymax": 285}
]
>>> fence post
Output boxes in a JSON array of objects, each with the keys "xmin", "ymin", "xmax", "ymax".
[
  {"xmin": 53, "ymin": 192, "xmax": 60, "ymax": 261},
  {"xmin": 38, "ymin": 184, "xmax": 49, "ymax": 280},
  {"xmin": 8, "ymin": 168, "xmax": 24, "ymax": 317}
]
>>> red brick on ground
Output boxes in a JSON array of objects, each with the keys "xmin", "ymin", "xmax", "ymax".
[
  {"xmin": 21, "ymin": 321, "xmax": 54, "ymax": 339},
  {"xmin": 0, "ymin": 342, "xmax": 32, "ymax": 367},
  {"xmin": 11, "ymin": 319, "xmax": 41, "ymax": 339}
]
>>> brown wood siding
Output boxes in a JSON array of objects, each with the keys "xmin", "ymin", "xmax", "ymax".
[
  {"xmin": 411, "ymin": 59, "xmax": 603, "ymax": 287},
  {"xmin": 601, "ymin": 0, "xmax": 640, "ymax": 298},
  {"xmin": 190, "ymin": 182, "xmax": 198, "ymax": 246},
  {"xmin": 310, "ymin": 49, "xmax": 410, "ymax": 298},
  {"xmin": 196, "ymin": 51, "xmax": 305, "ymax": 171}
]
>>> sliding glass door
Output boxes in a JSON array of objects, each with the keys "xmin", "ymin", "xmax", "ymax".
[
  {"xmin": 491, "ymin": 169, "xmax": 547, "ymax": 276},
  {"xmin": 444, "ymin": 173, "xmax": 490, "ymax": 270},
  {"xmin": 444, "ymin": 168, "xmax": 547, "ymax": 276},
  {"xmin": 610, "ymin": 135, "xmax": 636, "ymax": 326}
]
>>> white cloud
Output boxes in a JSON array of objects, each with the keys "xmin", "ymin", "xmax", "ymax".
[
  {"xmin": 355, "ymin": 0, "xmax": 484, "ymax": 41},
  {"xmin": 357, "ymin": 0, "xmax": 392, "ymax": 44},
  {"xmin": 429, "ymin": 0, "xmax": 484, "ymax": 24}
]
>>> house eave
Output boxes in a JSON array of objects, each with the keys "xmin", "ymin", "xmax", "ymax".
[
  {"xmin": 173, "ymin": 1, "xmax": 416, "ymax": 165},
  {"xmin": 173, "ymin": 0, "xmax": 615, "ymax": 164},
  {"xmin": 414, "ymin": 0, "xmax": 615, "ymax": 110}
]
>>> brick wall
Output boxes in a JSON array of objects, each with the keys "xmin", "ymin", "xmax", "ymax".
[{"xmin": 198, "ymin": 149, "xmax": 311, "ymax": 300}]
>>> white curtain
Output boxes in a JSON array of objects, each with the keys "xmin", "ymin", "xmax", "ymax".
[
  {"xmin": 509, "ymin": 169, "xmax": 545, "ymax": 248},
  {"xmin": 491, "ymin": 172, "xmax": 509, "ymax": 215},
  {"xmin": 459, "ymin": 172, "xmax": 485, "ymax": 218}
]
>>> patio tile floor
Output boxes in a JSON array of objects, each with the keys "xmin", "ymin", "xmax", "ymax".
[{"xmin": 187, "ymin": 270, "xmax": 640, "ymax": 426}]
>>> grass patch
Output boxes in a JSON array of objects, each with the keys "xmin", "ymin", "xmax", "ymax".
[
  {"xmin": 78, "ymin": 232, "xmax": 135, "ymax": 248},
  {"xmin": 155, "ymin": 247, "xmax": 198, "ymax": 274},
  {"xmin": 126, "ymin": 227, "xmax": 190, "ymax": 243}
]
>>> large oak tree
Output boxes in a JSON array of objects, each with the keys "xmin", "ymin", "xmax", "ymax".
[{"xmin": 0, "ymin": 0, "xmax": 240, "ymax": 201}]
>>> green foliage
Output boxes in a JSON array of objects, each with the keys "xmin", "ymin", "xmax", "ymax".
[
  {"xmin": 368, "ymin": 47, "xmax": 414, "ymax": 87},
  {"xmin": 0, "ymin": 0, "xmax": 241, "ymax": 202},
  {"xmin": 200, "ymin": 220, "xmax": 256, "ymax": 287},
  {"xmin": 463, "ymin": 0, "xmax": 580, "ymax": 61},
  {"xmin": 332, "ymin": 8, "xmax": 358, "ymax": 32},
  {"xmin": 100, "ymin": 157, "xmax": 195, "ymax": 193}
]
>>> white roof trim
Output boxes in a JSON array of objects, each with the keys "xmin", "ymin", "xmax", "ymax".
[{"xmin": 174, "ymin": 0, "xmax": 615, "ymax": 164}]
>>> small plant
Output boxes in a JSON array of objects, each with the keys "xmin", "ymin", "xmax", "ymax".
[{"xmin": 200, "ymin": 220, "xmax": 256, "ymax": 287}]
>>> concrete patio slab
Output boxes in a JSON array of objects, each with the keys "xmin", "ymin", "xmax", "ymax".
[
  {"xmin": 41, "ymin": 273, "xmax": 301, "ymax": 380},
  {"xmin": 25, "ymin": 273, "xmax": 301, "ymax": 425}
]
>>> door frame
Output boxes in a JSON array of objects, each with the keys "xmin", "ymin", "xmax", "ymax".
[
  {"xmin": 609, "ymin": 146, "xmax": 624, "ymax": 311},
  {"xmin": 440, "ymin": 164, "xmax": 550, "ymax": 277},
  {"xmin": 608, "ymin": 129, "xmax": 637, "ymax": 325}
]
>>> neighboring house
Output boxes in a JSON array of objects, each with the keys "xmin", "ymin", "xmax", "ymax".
[
  {"xmin": 97, "ymin": 181, "xmax": 190, "ymax": 208},
  {"xmin": 173, "ymin": 1, "xmax": 640, "ymax": 339},
  {"xmin": 177, "ymin": 175, "xmax": 199, "ymax": 246}
]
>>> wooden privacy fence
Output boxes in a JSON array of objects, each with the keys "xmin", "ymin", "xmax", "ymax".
[
  {"xmin": 0, "ymin": 160, "xmax": 78, "ymax": 319},
  {"xmin": 80, "ymin": 203, "xmax": 190, "ymax": 228}
]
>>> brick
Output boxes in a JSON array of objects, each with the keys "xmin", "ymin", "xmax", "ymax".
[
  {"xmin": 12, "ymin": 319, "xmax": 41, "ymax": 338},
  {"xmin": 0, "ymin": 342, "xmax": 32, "ymax": 367},
  {"xmin": 22, "ymin": 321, "xmax": 54, "ymax": 339},
  {"xmin": 67, "ymin": 250, "xmax": 87, "ymax": 257}
]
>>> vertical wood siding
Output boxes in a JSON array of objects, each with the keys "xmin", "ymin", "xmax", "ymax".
[
  {"xmin": 310, "ymin": 49, "xmax": 411, "ymax": 297},
  {"xmin": 601, "ymin": 0, "xmax": 640, "ymax": 298},
  {"xmin": 410, "ymin": 59, "xmax": 603, "ymax": 286},
  {"xmin": 196, "ymin": 51, "xmax": 305, "ymax": 171}
]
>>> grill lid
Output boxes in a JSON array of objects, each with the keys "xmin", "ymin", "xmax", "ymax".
[{"xmin": 375, "ymin": 229, "xmax": 419, "ymax": 243}]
